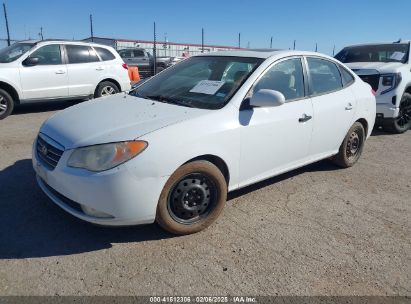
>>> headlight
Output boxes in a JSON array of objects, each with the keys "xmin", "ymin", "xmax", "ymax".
[
  {"xmin": 67, "ymin": 141, "xmax": 147, "ymax": 172},
  {"xmin": 381, "ymin": 73, "xmax": 402, "ymax": 94}
]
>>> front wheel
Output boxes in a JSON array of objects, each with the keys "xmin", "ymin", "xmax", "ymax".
[
  {"xmin": 156, "ymin": 160, "xmax": 227, "ymax": 235},
  {"xmin": 94, "ymin": 81, "xmax": 119, "ymax": 98},
  {"xmin": 0, "ymin": 89, "xmax": 14, "ymax": 120},
  {"xmin": 383, "ymin": 93, "xmax": 411, "ymax": 134},
  {"xmin": 332, "ymin": 122, "xmax": 365, "ymax": 168}
]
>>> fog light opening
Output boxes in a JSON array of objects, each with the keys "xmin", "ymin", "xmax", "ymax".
[{"xmin": 80, "ymin": 205, "xmax": 113, "ymax": 218}]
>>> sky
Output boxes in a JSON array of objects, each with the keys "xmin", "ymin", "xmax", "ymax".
[{"xmin": 2, "ymin": 0, "xmax": 411, "ymax": 55}]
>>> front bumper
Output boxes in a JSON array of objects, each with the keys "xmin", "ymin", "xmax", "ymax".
[
  {"xmin": 375, "ymin": 92, "xmax": 400, "ymax": 119},
  {"xmin": 32, "ymin": 141, "xmax": 168, "ymax": 226}
]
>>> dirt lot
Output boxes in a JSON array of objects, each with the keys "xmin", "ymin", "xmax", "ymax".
[{"xmin": 0, "ymin": 101, "xmax": 410, "ymax": 296}]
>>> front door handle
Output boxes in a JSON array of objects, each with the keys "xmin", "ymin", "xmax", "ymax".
[
  {"xmin": 55, "ymin": 70, "xmax": 65, "ymax": 74},
  {"xmin": 299, "ymin": 114, "xmax": 312, "ymax": 123},
  {"xmin": 345, "ymin": 103, "xmax": 353, "ymax": 110},
  {"xmin": 96, "ymin": 67, "xmax": 104, "ymax": 71}
]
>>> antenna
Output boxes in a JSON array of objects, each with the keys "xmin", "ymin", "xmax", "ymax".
[
  {"xmin": 238, "ymin": 32, "xmax": 241, "ymax": 48},
  {"xmin": 315, "ymin": 42, "xmax": 317, "ymax": 52},
  {"xmin": 39, "ymin": 27, "xmax": 44, "ymax": 40},
  {"xmin": 293, "ymin": 40, "xmax": 296, "ymax": 50},
  {"xmin": 270, "ymin": 36, "xmax": 273, "ymax": 49}
]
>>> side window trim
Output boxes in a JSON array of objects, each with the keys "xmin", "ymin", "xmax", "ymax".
[
  {"xmin": 304, "ymin": 56, "xmax": 347, "ymax": 98},
  {"xmin": 338, "ymin": 65, "xmax": 356, "ymax": 88},
  {"xmin": 246, "ymin": 56, "xmax": 308, "ymax": 103}
]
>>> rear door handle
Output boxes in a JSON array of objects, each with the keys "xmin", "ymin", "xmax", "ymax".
[
  {"xmin": 55, "ymin": 70, "xmax": 65, "ymax": 74},
  {"xmin": 96, "ymin": 67, "xmax": 104, "ymax": 71},
  {"xmin": 299, "ymin": 114, "xmax": 312, "ymax": 123},
  {"xmin": 345, "ymin": 103, "xmax": 353, "ymax": 110}
]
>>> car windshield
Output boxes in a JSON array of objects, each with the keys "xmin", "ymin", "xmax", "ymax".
[
  {"xmin": 335, "ymin": 43, "xmax": 409, "ymax": 63},
  {"xmin": 131, "ymin": 56, "xmax": 263, "ymax": 109},
  {"xmin": 0, "ymin": 42, "xmax": 35, "ymax": 63}
]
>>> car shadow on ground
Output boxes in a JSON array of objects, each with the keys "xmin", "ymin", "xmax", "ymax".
[
  {"xmin": 12, "ymin": 100, "xmax": 84, "ymax": 116},
  {"xmin": 0, "ymin": 158, "xmax": 340, "ymax": 259},
  {"xmin": 0, "ymin": 159, "xmax": 173, "ymax": 259}
]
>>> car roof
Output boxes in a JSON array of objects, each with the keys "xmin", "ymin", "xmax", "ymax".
[
  {"xmin": 16, "ymin": 39, "xmax": 113, "ymax": 49},
  {"xmin": 342, "ymin": 41, "xmax": 411, "ymax": 48},
  {"xmin": 195, "ymin": 49, "xmax": 330, "ymax": 60}
]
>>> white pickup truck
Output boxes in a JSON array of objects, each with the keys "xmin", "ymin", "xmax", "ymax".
[{"xmin": 335, "ymin": 41, "xmax": 411, "ymax": 133}]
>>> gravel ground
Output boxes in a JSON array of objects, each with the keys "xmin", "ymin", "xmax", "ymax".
[{"xmin": 0, "ymin": 101, "xmax": 410, "ymax": 296}]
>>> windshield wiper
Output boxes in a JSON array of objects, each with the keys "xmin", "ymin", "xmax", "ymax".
[{"xmin": 144, "ymin": 95, "xmax": 195, "ymax": 108}]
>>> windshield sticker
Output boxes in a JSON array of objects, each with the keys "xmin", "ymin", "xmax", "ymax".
[
  {"xmin": 390, "ymin": 52, "xmax": 405, "ymax": 61},
  {"xmin": 190, "ymin": 80, "xmax": 225, "ymax": 95}
]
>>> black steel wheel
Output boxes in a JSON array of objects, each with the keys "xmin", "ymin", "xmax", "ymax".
[
  {"xmin": 156, "ymin": 160, "xmax": 227, "ymax": 235},
  {"xmin": 332, "ymin": 122, "xmax": 365, "ymax": 168},
  {"xmin": 167, "ymin": 173, "xmax": 217, "ymax": 224}
]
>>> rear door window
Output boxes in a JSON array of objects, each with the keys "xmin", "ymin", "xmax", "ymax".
[
  {"xmin": 66, "ymin": 45, "xmax": 100, "ymax": 64},
  {"xmin": 307, "ymin": 58, "xmax": 343, "ymax": 95}
]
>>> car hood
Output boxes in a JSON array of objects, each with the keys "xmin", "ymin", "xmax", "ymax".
[
  {"xmin": 345, "ymin": 62, "xmax": 405, "ymax": 74},
  {"xmin": 40, "ymin": 94, "xmax": 209, "ymax": 149}
]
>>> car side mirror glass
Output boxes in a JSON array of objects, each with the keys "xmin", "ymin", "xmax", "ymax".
[
  {"xmin": 249, "ymin": 89, "xmax": 286, "ymax": 108},
  {"xmin": 23, "ymin": 57, "xmax": 40, "ymax": 67}
]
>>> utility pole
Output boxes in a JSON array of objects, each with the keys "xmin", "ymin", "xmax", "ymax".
[
  {"xmin": 39, "ymin": 27, "xmax": 44, "ymax": 40},
  {"xmin": 153, "ymin": 22, "xmax": 157, "ymax": 75},
  {"xmin": 3, "ymin": 3, "xmax": 11, "ymax": 46},
  {"xmin": 201, "ymin": 28, "xmax": 204, "ymax": 53},
  {"xmin": 89, "ymin": 14, "xmax": 94, "ymax": 42},
  {"xmin": 270, "ymin": 36, "xmax": 273, "ymax": 49},
  {"xmin": 293, "ymin": 40, "xmax": 296, "ymax": 50},
  {"xmin": 238, "ymin": 32, "xmax": 241, "ymax": 48}
]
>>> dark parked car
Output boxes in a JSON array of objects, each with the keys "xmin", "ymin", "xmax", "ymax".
[{"xmin": 118, "ymin": 48, "xmax": 172, "ymax": 78}]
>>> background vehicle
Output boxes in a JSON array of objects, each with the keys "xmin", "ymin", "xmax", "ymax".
[
  {"xmin": 335, "ymin": 41, "xmax": 411, "ymax": 133},
  {"xmin": 0, "ymin": 40, "xmax": 131, "ymax": 120},
  {"xmin": 33, "ymin": 50, "xmax": 375, "ymax": 235},
  {"xmin": 118, "ymin": 48, "xmax": 172, "ymax": 78}
]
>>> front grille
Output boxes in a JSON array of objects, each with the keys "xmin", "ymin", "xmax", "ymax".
[
  {"xmin": 36, "ymin": 135, "xmax": 64, "ymax": 170},
  {"xmin": 359, "ymin": 74, "xmax": 380, "ymax": 91}
]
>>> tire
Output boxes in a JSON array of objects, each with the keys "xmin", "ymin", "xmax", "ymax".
[
  {"xmin": 94, "ymin": 81, "xmax": 119, "ymax": 98},
  {"xmin": 332, "ymin": 122, "xmax": 365, "ymax": 168},
  {"xmin": 383, "ymin": 92, "xmax": 411, "ymax": 134},
  {"xmin": 155, "ymin": 66, "xmax": 165, "ymax": 74},
  {"xmin": 156, "ymin": 160, "xmax": 227, "ymax": 235},
  {"xmin": 0, "ymin": 89, "xmax": 14, "ymax": 120}
]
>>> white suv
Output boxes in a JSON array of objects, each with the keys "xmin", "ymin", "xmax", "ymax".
[
  {"xmin": 0, "ymin": 40, "xmax": 131, "ymax": 119},
  {"xmin": 336, "ymin": 41, "xmax": 411, "ymax": 133}
]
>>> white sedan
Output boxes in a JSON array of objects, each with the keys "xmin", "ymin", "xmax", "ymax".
[{"xmin": 32, "ymin": 50, "xmax": 376, "ymax": 234}]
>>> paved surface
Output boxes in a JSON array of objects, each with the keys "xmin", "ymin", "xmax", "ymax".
[{"xmin": 0, "ymin": 101, "xmax": 410, "ymax": 296}]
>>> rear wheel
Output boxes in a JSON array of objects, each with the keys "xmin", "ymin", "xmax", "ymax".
[
  {"xmin": 0, "ymin": 89, "xmax": 14, "ymax": 120},
  {"xmin": 383, "ymin": 93, "xmax": 411, "ymax": 134},
  {"xmin": 94, "ymin": 81, "xmax": 119, "ymax": 98},
  {"xmin": 332, "ymin": 122, "xmax": 365, "ymax": 168},
  {"xmin": 156, "ymin": 160, "xmax": 227, "ymax": 235}
]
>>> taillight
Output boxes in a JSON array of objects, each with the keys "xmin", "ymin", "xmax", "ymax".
[
  {"xmin": 122, "ymin": 63, "xmax": 128, "ymax": 70},
  {"xmin": 371, "ymin": 89, "xmax": 377, "ymax": 96}
]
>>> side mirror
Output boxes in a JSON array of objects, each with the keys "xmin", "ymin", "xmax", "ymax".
[
  {"xmin": 249, "ymin": 89, "xmax": 286, "ymax": 108},
  {"xmin": 22, "ymin": 57, "xmax": 40, "ymax": 67}
]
